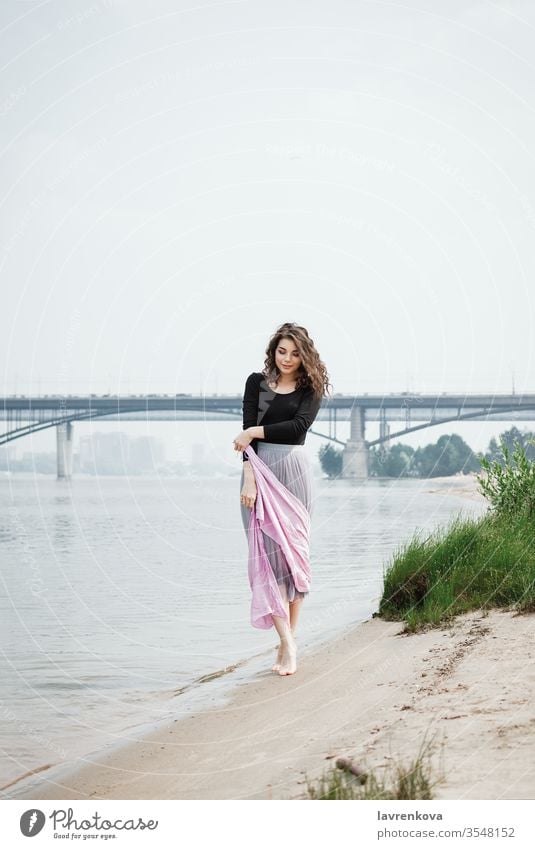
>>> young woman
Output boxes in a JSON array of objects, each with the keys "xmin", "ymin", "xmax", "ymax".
[{"xmin": 233, "ymin": 322, "xmax": 331, "ymax": 676}]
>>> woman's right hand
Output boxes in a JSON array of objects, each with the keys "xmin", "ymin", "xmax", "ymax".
[{"xmin": 240, "ymin": 479, "xmax": 257, "ymax": 510}]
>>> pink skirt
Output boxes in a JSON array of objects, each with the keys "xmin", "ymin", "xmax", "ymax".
[{"xmin": 240, "ymin": 443, "xmax": 314, "ymax": 629}]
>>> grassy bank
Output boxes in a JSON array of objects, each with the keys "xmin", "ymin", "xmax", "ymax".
[
  {"xmin": 379, "ymin": 441, "xmax": 535, "ymax": 631},
  {"xmin": 379, "ymin": 511, "xmax": 535, "ymax": 632}
]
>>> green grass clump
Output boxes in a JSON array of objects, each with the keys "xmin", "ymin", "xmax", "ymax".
[{"xmin": 305, "ymin": 735, "xmax": 443, "ymax": 800}]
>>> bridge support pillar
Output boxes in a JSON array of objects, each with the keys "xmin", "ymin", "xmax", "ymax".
[
  {"xmin": 342, "ymin": 406, "xmax": 368, "ymax": 479},
  {"xmin": 56, "ymin": 421, "xmax": 73, "ymax": 479}
]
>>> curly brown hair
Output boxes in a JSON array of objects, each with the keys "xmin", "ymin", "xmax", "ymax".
[{"xmin": 262, "ymin": 322, "xmax": 332, "ymax": 399}]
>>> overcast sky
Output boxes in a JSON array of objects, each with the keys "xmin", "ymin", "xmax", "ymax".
[{"xmin": 2, "ymin": 0, "xmax": 535, "ymax": 457}]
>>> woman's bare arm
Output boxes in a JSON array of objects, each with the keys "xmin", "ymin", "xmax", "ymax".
[{"xmin": 242, "ymin": 427, "xmax": 265, "ymax": 480}]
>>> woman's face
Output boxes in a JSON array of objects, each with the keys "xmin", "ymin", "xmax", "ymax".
[{"xmin": 275, "ymin": 336, "xmax": 302, "ymax": 379}]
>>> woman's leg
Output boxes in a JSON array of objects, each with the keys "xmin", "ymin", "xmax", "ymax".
[
  {"xmin": 289, "ymin": 596, "xmax": 304, "ymax": 634},
  {"xmin": 273, "ymin": 597, "xmax": 303, "ymax": 671},
  {"xmin": 270, "ymin": 585, "xmax": 297, "ymax": 675},
  {"xmin": 281, "ymin": 452, "xmax": 311, "ymax": 674},
  {"xmin": 271, "ymin": 618, "xmax": 296, "ymax": 676},
  {"xmin": 271, "ymin": 588, "xmax": 290, "ymax": 671}
]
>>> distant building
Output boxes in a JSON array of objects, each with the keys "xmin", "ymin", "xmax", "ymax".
[
  {"xmin": 79, "ymin": 432, "xmax": 129, "ymax": 475},
  {"xmin": 20, "ymin": 452, "xmax": 56, "ymax": 474},
  {"xmin": 128, "ymin": 436, "xmax": 165, "ymax": 473},
  {"xmin": 78, "ymin": 431, "xmax": 165, "ymax": 475},
  {"xmin": 0, "ymin": 444, "xmax": 16, "ymax": 470}
]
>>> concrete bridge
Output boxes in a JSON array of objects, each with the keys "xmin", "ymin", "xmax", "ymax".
[{"xmin": 2, "ymin": 392, "xmax": 535, "ymax": 479}]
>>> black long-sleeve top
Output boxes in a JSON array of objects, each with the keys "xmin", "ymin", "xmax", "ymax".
[{"xmin": 241, "ymin": 371, "xmax": 322, "ymax": 460}]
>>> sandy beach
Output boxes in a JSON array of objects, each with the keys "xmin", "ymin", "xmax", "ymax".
[
  {"xmin": 4, "ymin": 605, "xmax": 535, "ymax": 801},
  {"xmin": 420, "ymin": 471, "xmax": 488, "ymax": 503}
]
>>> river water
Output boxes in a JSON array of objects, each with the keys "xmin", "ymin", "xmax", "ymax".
[{"xmin": 0, "ymin": 470, "xmax": 487, "ymax": 790}]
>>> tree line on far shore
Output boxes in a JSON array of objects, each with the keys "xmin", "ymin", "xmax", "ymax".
[{"xmin": 318, "ymin": 426, "xmax": 535, "ymax": 479}]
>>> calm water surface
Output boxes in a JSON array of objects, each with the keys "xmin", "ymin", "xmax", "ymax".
[{"xmin": 0, "ymin": 472, "xmax": 486, "ymax": 790}]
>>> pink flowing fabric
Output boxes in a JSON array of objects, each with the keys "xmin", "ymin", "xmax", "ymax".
[{"xmin": 243, "ymin": 444, "xmax": 311, "ymax": 629}]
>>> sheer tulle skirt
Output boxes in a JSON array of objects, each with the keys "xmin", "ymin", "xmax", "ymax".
[{"xmin": 240, "ymin": 443, "xmax": 314, "ymax": 602}]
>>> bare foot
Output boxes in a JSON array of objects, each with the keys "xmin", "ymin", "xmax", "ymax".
[
  {"xmin": 272, "ymin": 633, "xmax": 296, "ymax": 671},
  {"xmin": 272, "ymin": 644, "xmax": 283, "ymax": 672},
  {"xmin": 278, "ymin": 637, "xmax": 297, "ymax": 676}
]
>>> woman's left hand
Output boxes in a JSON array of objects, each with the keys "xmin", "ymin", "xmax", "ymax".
[{"xmin": 233, "ymin": 429, "xmax": 253, "ymax": 453}]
